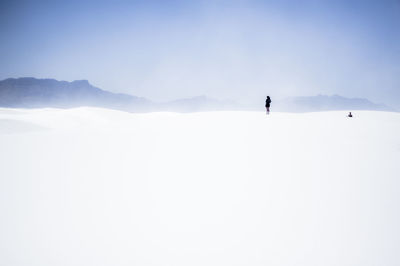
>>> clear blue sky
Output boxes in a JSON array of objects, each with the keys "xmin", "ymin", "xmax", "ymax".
[{"xmin": 1, "ymin": 0, "xmax": 399, "ymax": 107}]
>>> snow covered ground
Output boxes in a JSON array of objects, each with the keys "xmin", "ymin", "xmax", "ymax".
[{"xmin": 1, "ymin": 107, "xmax": 399, "ymax": 266}]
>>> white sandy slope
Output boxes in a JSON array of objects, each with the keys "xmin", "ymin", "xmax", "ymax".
[{"xmin": 0, "ymin": 107, "xmax": 399, "ymax": 266}]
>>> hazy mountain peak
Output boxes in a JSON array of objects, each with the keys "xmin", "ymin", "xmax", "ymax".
[{"xmin": 71, "ymin": 79, "xmax": 90, "ymax": 86}]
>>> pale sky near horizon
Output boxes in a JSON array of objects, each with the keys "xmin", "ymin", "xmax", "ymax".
[{"xmin": 1, "ymin": 0, "xmax": 399, "ymax": 107}]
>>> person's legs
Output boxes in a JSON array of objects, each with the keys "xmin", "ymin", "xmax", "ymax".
[{"xmin": 267, "ymin": 107, "xmax": 270, "ymax": 114}]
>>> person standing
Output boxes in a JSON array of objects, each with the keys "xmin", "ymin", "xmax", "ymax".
[{"xmin": 265, "ymin": 96, "xmax": 271, "ymax": 114}]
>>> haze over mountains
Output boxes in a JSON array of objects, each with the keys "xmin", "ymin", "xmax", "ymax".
[
  {"xmin": 276, "ymin": 95, "xmax": 394, "ymax": 112},
  {"xmin": 0, "ymin": 78, "xmax": 395, "ymax": 112},
  {"xmin": 0, "ymin": 78, "xmax": 151, "ymax": 111}
]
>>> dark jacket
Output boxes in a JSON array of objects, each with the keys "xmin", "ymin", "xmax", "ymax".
[{"xmin": 265, "ymin": 98, "xmax": 271, "ymax": 108}]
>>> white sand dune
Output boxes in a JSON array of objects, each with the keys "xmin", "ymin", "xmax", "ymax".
[{"xmin": 1, "ymin": 107, "xmax": 399, "ymax": 266}]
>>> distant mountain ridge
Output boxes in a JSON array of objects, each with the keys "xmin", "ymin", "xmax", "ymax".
[
  {"xmin": 275, "ymin": 94, "xmax": 394, "ymax": 112},
  {"xmin": 0, "ymin": 77, "xmax": 150, "ymax": 111},
  {"xmin": 0, "ymin": 77, "xmax": 395, "ymax": 112},
  {"xmin": 159, "ymin": 95, "xmax": 238, "ymax": 112}
]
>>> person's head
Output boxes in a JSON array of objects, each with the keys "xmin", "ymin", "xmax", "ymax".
[{"xmin": 267, "ymin": 96, "xmax": 270, "ymax": 99}]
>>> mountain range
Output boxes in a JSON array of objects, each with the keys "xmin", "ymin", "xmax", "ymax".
[
  {"xmin": 0, "ymin": 77, "xmax": 395, "ymax": 112},
  {"xmin": 275, "ymin": 95, "xmax": 395, "ymax": 112}
]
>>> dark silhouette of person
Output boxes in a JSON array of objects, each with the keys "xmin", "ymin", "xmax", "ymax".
[
  {"xmin": 265, "ymin": 96, "xmax": 271, "ymax": 114},
  {"xmin": 348, "ymin": 112, "xmax": 353, "ymax": 117}
]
